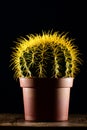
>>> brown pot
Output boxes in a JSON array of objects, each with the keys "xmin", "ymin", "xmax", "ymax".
[{"xmin": 19, "ymin": 77, "xmax": 74, "ymax": 121}]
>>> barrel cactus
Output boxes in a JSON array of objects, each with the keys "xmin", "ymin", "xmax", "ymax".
[{"xmin": 10, "ymin": 31, "xmax": 82, "ymax": 80}]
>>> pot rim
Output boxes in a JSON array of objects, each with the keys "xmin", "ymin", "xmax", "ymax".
[{"xmin": 19, "ymin": 77, "xmax": 74, "ymax": 88}]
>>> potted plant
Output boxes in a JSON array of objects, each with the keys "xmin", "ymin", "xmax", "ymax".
[{"xmin": 10, "ymin": 31, "xmax": 82, "ymax": 121}]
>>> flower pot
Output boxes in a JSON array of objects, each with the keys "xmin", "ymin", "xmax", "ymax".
[{"xmin": 19, "ymin": 77, "xmax": 74, "ymax": 121}]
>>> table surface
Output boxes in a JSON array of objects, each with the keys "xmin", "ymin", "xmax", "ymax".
[{"xmin": 0, "ymin": 114, "xmax": 87, "ymax": 127}]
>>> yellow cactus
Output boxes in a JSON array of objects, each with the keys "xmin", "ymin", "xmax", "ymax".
[{"xmin": 10, "ymin": 31, "xmax": 82, "ymax": 80}]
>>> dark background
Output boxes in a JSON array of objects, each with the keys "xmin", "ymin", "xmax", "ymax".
[{"xmin": 0, "ymin": 0, "xmax": 87, "ymax": 114}]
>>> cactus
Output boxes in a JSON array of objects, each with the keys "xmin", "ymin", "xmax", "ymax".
[{"xmin": 10, "ymin": 31, "xmax": 82, "ymax": 80}]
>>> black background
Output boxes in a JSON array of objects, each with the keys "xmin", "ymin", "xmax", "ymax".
[{"xmin": 0, "ymin": 0, "xmax": 87, "ymax": 114}]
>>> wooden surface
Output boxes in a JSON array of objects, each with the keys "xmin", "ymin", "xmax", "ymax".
[{"xmin": 0, "ymin": 114, "xmax": 87, "ymax": 127}]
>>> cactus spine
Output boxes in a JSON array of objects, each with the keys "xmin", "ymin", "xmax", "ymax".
[{"xmin": 10, "ymin": 31, "xmax": 82, "ymax": 80}]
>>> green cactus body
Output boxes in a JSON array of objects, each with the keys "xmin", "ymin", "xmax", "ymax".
[
  {"xmin": 10, "ymin": 31, "xmax": 82, "ymax": 80},
  {"xmin": 52, "ymin": 45, "xmax": 66, "ymax": 78},
  {"xmin": 19, "ymin": 43, "xmax": 54, "ymax": 78},
  {"xmin": 58, "ymin": 44, "xmax": 73, "ymax": 77}
]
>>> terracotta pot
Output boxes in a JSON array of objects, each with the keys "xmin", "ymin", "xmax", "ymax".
[{"xmin": 19, "ymin": 77, "xmax": 74, "ymax": 121}]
